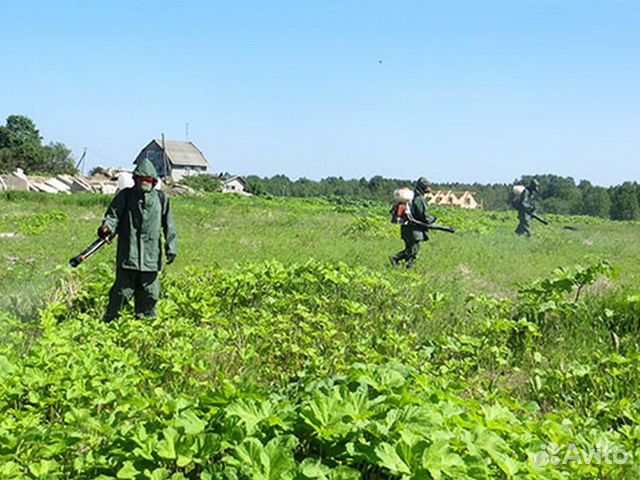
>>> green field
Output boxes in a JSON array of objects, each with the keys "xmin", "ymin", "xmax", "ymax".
[{"xmin": 1, "ymin": 191, "xmax": 639, "ymax": 479}]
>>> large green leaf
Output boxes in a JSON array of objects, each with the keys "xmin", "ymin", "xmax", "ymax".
[
  {"xmin": 116, "ymin": 461, "xmax": 139, "ymax": 479},
  {"xmin": 0, "ymin": 355, "xmax": 16, "ymax": 377},
  {"xmin": 374, "ymin": 442, "xmax": 411, "ymax": 475},
  {"xmin": 156, "ymin": 427, "xmax": 178, "ymax": 460},
  {"xmin": 226, "ymin": 398, "xmax": 278, "ymax": 436},
  {"xmin": 175, "ymin": 409, "xmax": 207, "ymax": 435},
  {"xmin": 421, "ymin": 438, "xmax": 465, "ymax": 480},
  {"xmin": 228, "ymin": 436, "xmax": 298, "ymax": 480}
]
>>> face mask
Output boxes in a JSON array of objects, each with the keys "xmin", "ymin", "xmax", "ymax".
[{"xmin": 140, "ymin": 182, "xmax": 153, "ymax": 192}]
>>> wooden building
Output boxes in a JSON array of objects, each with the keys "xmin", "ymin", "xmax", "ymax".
[
  {"xmin": 134, "ymin": 140, "xmax": 209, "ymax": 180},
  {"xmin": 221, "ymin": 175, "xmax": 247, "ymax": 194},
  {"xmin": 426, "ymin": 190, "xmax": 481, "ymax": 209}
]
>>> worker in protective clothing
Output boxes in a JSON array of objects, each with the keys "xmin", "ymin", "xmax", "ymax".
[
  {"xmin": 390, "ymin": 177, "xmax": 433, "ymax": 269},
  {"xmin": 514, "ymin": 178, "xmax": 540, "ymax": 237},
  {"xmin": 98, "ymin": 158, "xmax": 177, "ymax": 322}
]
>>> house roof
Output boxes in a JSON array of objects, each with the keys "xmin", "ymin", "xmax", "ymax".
[
  {"xmin": 223, "ymin": 175, "xmax": 247, "ymax": 185},
  {"xmin": 148, "ymin": 140, "xmax": 209, "ymax": 168},
  {"xmin": 212, "ymin": 173, "xmax": 247, "ymax": 184}
]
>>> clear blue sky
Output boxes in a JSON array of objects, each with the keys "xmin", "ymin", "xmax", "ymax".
[{"xmin": 1, "ymin": 0, "xmax": 638, "ymax": 185}]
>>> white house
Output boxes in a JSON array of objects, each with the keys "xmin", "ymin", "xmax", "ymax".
[{"xmin": 220, "ymin": 175, "xmax": 248, "ymax": 194}]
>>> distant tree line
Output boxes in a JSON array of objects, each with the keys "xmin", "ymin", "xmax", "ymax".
[
  {"xmin": 2, "ymin": 114, "xmax": 637, "ymax": 221},
  {"xmin": 246, "ymin": 174, "xmax": 640, "ymax": 221},
  {"xmin": 0, "ymin": 115, "xmax": 77, "ymax": 175}
]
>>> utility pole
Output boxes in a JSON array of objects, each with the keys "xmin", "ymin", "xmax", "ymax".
[
  {"xmin": 161, "ymin": 133, "xmax": 169, "ymax": 179},
  {"xmin": 185, "ymin": 123, "xmax": 189, "ymax": 142},
  {"xmin": 76, "ymin": 148, "xmax": 87, "ymax": 175}
]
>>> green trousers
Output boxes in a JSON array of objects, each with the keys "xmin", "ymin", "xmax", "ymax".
[
  {"xmin": 515, "ymin": 211, "xmax": 532, "ymax": 237},
  {"xmin": 393, "ymin": 240, "xmax": 421, "ymax": 264},
  {"xmin": 104, "ymin": 268, "xmax": 160, "ymax": 322}
]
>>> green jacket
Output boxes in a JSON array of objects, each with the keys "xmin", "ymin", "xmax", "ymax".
[
  {"xmin": 401, "ymin": 193, "xmax": 430, "ymax": 242},
  {"xmin": 102, "ymin": 160, "xmax": 177, "ymax": 272},
  {"xmin": 518, "ymin": 188, "xmax": 536, "ymax": 215}
]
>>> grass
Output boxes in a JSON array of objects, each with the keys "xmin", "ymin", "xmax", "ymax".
[
  {"xmin": 1, "ymin": 191, "xmax": 640, "ymax": 478},
  {"xmin": 1, "ymin": 191, "xmax": 639, "ymax": 311},
  {"xmin": 2, "ymin": 190, "xmax": 637, "ymax": 366}
]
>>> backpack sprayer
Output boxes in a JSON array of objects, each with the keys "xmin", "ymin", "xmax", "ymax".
[
  {"xmin": 391, "ymin": 188, "xmax": 456, "ymax": 233},
  {"xmin": 391, "ymin": 188, "xmax": 414, "ymax": 224},
  {"xmin": 69, "ymin": 228, "xmax": 115, "ymax": 268},
  {"xmin": 513, "ymin": 184, "xmax": 526, "ymax": 196}
]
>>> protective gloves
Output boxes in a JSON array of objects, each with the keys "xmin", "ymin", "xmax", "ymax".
[{"xmin": 97, "ymin": 225, "xmax": 111, "ymax": 239}]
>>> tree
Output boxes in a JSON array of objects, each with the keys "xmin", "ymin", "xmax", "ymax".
[
  {"xmin": 42, "ymin": 142, "xmax": 77, "ymax": 175},
  {"xmin": 246, "ymin": 177, "xmax": 266, "ymax": 195},
  {"xmin": 0, "ymin": 115, "xmax": 77, "ymax": 175},
  {"xmin": 0, "ymin": 143, "xmax": 45, "ymax": 173},
  {"xmin": 579, "ymin": 181, "xmax": 611, "ymax": 218},
  {"xmin": 609, "ymin": 183, "xmax": 640, "ymax": 220},
  {"xmin": 0, "ymin": 115, "xmax": 41, "ymax": 148},
  {"xmin": 180, "ymin": 174, "xmax": 222, "ymax": 192}
]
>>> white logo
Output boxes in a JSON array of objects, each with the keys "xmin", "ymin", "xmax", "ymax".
[{"xmin": 534, "ymin": 443, "xmax": 630, "ymax": 467}]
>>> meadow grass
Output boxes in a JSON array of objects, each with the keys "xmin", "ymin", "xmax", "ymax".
[
  {"xmin": 1, "ymin": 192, "xmax": 640, "ymax": 478},
  {"xmin": 1, "ymin": 190, "xmax": 636, "ymax": 366},
  {"xmin": 1, "ymin": 191, "xmax": 638, "ymax": 311}
]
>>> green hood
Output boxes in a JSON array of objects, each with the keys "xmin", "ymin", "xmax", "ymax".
[
  {"xmin": 414, "ymin": 176, "xmax": 430, "ymax": 194},
  {"xmin": 528, "ymin": 178, "xmax": 540, "ymax": 192},
  {"xmin": 133, "ymin": 158, "xmax": 159, "ymax": 179}
]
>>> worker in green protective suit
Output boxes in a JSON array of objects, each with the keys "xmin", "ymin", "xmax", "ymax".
[
  {"xmin": 98, "ymin": 159, "xmax": 178, "ymax": 322},
  {"xmin": 514, "ymin": 178, "xmax": 540, "ymax": 237},
  {"xmin": 390, "ymin": 177, "xmax": 433, "ymax": 269}
]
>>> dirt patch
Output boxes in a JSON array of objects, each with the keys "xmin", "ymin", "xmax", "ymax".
[
  {"xmin": 584, "ymin": 276, "xmax": 614, "ymax": 297},
  {"xmin": 5, "ymin": 254, "xmax": 19, "ymax": 265},
  {"xmin": 456, "ymin": 263, "xmax": 511, "ymax": 299},
  {"xmin": 458, "ymin": 264, "xmax": 473, "ymax": 280}
]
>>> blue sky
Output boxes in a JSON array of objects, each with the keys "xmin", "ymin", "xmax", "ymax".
[{"xmin": 1, "ymin": 0, "xmax": 638, "ymax": 185}]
